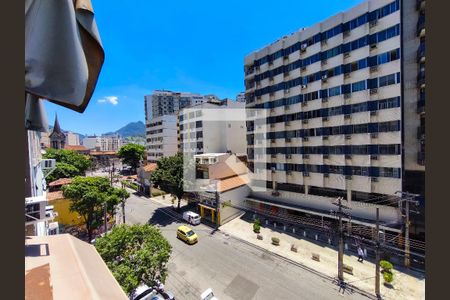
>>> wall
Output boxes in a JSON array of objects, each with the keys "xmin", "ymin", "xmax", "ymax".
[
  {"xmin": 51, "ymin": 198, "xmax": 84, "ymax": 226},
  {"xmin": 220, "ymin": 185, "xmax": 252, "ymax": 224}
]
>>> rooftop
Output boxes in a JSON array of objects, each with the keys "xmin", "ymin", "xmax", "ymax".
[
  {"xmin": 64, "ymin": 145, "xmax": 88, "ymax": 151},
  {"xmin": 48, "ymin": 178, "xmax": 73, "ymax": 187},
  {"xmin": 47, "ymin": 191, "xmax": 64, "ymax": 202},
  {"xmin": 25, "ymin": 234, "xmax": 127, "ymax": 300},
  {"xmin": 217, "ymin": 174, "xmax": 250, "ymax": 193},
  {"xmin": 142, "ymin": 163, "xmax": 158, "ymax": 172}
]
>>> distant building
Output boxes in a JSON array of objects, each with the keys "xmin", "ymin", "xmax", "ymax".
[
  {"xmin": 66, "ymin": 131, "xmax": 80, "ymax": 146},
  {"xmin": 39, "ymin": 131, "xmax": 50, "ymax": 149},
  {"xmin": 236, "ymin": 92, "xmax": 246, "ymax": 102},
  {"xmin": 146, "ymin": 115, "xmax": 178, "ymax": 162},
  {"xmin": 82, "ymin": 134, "xmax": 122, "ymax": 152},
  {"xmin": 137, "ymin": 163, "xmax": 158, "ymax": 196}
]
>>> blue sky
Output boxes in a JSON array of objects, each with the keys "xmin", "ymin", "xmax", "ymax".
[{"xmin": 44, "ymin": 0, "xmax": 363, "ymax": 135}]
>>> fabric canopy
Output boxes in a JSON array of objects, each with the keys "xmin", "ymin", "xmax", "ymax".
[{"xmin": 25, "ymin": 0, "xmax": 105, "ymax": 131}]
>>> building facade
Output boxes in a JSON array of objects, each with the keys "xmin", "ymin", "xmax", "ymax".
[
  {"xmin": 82, "ymin": 134, "xmax": 123, "ymax": 152},
  {"xmin": 146, "ymin": 115, "xmax": 178, "ymax": 162},
  {"xmin": 178, "ymin": 99, "xmax": 247, "ymax": 155},
  {"xmin": 66, "ymin": 132, "xmax": 80, "ymax": 146},
  {"xmin": 244, "ymin": 0, "xmax": 424, "ymax": 236}
]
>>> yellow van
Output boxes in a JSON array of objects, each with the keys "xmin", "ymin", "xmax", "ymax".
[{"xmin": 177, "ymin": 225, "xmax": 198, "ymax": 244}]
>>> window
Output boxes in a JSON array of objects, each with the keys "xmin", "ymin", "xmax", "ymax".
[
  {"xmin": 196, "ymin": 121, "xmax": 202, "ymax": 128},
  {"xmin": 352, "ymin": 166, "xmax": 369, "ymax": 176},
  {"xmin": 352, "ymin": 80, "xmax": 366, "ymax": 92},
  {"xmin": 379, "ymin": 144, "xmax": 400, "ymax": 155},
  {"xmin": 329, "ymin": 165, "xmax": 344, "ymax": 174},
  {"xmin": 329, "ymin": 106, "xmax": 343, "ymax": 116},
  {"xmin": 379, "ymin": 74, "xmax": 396, "ymax": 87},
  {"xmin": 353, "ymin": 124, "xmax": 368, "ymax": 134},
  {"xmin": 378, "ymin": 121, "xmax": 400, "ymax": 132},
  {"xmin": 352, "ymin": 102, "xmax": 368, "ymax": 113},
  {"xmin": 329, "ymin": 86, "xmax": 341, "ymax": 97},
  {"xmin": 378, "ymin": 97, "xmax": 400, "ymax": 109},
  {"xmin": 380, "ymin": 167, "xmax": 400, "ymax": 178}
]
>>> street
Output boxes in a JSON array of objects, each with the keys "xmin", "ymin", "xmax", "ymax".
[{"xmin": 124, "ymin": 191, "xmax": 369, "ymax": 300}]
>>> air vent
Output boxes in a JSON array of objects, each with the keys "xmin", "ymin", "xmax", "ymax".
[
  {"xmin": 343, "ymin": 30, "xmax": 350, "ymax": 38},
  {"xmin": 270, "ymin": 124, "xmax": 275, "ymax": 128},
  {"xmin": 271, "ymin": 154, "xmax": 277, "ymax": 158},
  {"xmin": 284, "ymin": 72, "xmax": 289, "ymax": 77},
  {"xmin": 321, "ymin": 40, "xmax": 328, "ymax": 46},
  {"xmin": 272, "ymin": 191, "xmax": 280, "ymax": 196},
  {"xmin": 285, "ymin": 121, "xmax": 291, "ymax": 126},
  {"xmin": 284, "ymin": 89, "xmax": 290, "ymax": 94},
  {"xmin": 370, "ymin": 44, "xmax": 377, "ymax": 50}
]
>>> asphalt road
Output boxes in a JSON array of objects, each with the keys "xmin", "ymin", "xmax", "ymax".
[{"xmin": 124, "ymin": 192, "xmax": 369, "ymax": 300}]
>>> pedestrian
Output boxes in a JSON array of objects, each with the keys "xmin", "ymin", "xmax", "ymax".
[{"xmin": 357, "ymin": 246, "xmax": 364, "ymax": 263}]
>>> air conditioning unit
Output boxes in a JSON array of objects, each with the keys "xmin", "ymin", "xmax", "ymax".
[
  {"xmin": 303, "ymin": 154, "xmax": 310, "ymax": 159},
  {"xmin": 286, "ymin": 138, "xmax": 292, "ymax": 142},
  {"xmin": 286, "ymin": 154, "xmax": 292, "ymax": 159},
  {"xmin": 303, "ymin": 172, "xmax": 310, "ymax": 177},
  {"xmin": 302, "ymin": 101, "xmax": 308, "ymax": 107},
  {"xmin": 285, "ymin": 105, "xmax": 290, "ymax": 110},
  {"xmin": 323, "ymin": 154, "xmax": 329, "ymax": 159},
  {"xmin": 269, "ymin": 61, "xmax": 274, "ymax": 66},
  {"xmin": 322, "ymin": 117, "xmax": 329, "ymax": 122},
  {"xmin": 345, "ymin": 135, "xmax": 352, "ymax": 140},
  {"xmin": 269, "ymin": 77, "xmax": 274, "ymax": 82},
  {"xmin": 271, "ymin": 139, "xmax": 276, "ymax": 143},
  {"xmin": 344, "ymin": 93, "xmax": 351, "ymax": 99},
  {"xmin": 271, "ymin": 169, "xmax": 276, "ymax": 173},
  {"xmin": 301, "ymin": 44, "xmax": 308, "ymax": 52},
  {"xmin": 284, "ymin": 89, "xmax": 290, "ymax": 94},
  {"xmin": 283, "ymin": 55, "xmax": 289, "ymax": 61},
  {"xmin": 345, "ymin": 154, "xmax": 352, "ymax": 159},
  {"xmin": 370, "ymin": 111, "xmax": 378, "ymax": 116},
  {"xmin": 301, "ymin": 66, "xmax": 307, "ymax": 72},
  {"xmin": 370, "ymin": 88, "xmax": 378, "ymax": 95},
  {"xmin": 324, "ymin": 173, "xmax": 329, "ymax": 178},
  {"xmin": 270, "ymin": 92, "xmax": 275, "ymax": 97},
  {"xmin": 286, "ymin": 171, "xmax": 292, "ymax": 175},
  {"xmin": 370, "ymin": 66, "xmax": 378, "ymax": 73},
  {"xmin": 371, "ymin": 177, "xmax": 379, "ymax": 182},
  {"xmin": 369, "ymin": 20, "xmax": 378, "ymax": 28},
  {"xmin": 322, "ymin": 135, "xmax": 329, "ymax": 140},
  {"xmin": 344, "ymin": 114, "xmax": 351, "ymax": 119},
  {"xmin": 301, "ymin": 84, "xmax": 308, "ymax": 89},
  {"xmin": 321, "ymin": 40, "xmax": 328, "ymax": 46},
  {"xmin": 271, "ymin": 154, "xmax": 277, "ymax": 158},
  {"xmin": 257, "ymin": 96, "xmax": 261, "ymax": 100},
  {"xmin": 344, "ymin": 73, "xmax": 351, "ymax": 79},
  {"xmin": 284, "ymin": 72, "xmax": 289, "ymax": 77},
  {"xmin": 322, "ymin": 97, "xmax": 328, "ymax": 103},
  {"xmin": 302, "ymin": 119, "xmax": 309, "ymax": 124},
  {"xmin": 343, "ymin": 30, "xmax": 350, "ymax": 37},
  {"xmin": 370, "ymin": 44, "xmax": 377, "ymax": 50},
  {"xmin": 321, "ymin": 60, "xmax": 328, "ymax": 66},
  {"xmin": 303, "ymin": 137, "xmax": 309, "ymax": 141},
  {"xmin": 344, "ymin": 52, "xmax": 351, "ymax": 58},
  {"xmin": 371, "ymin": 155, "xmax": 379, "ymax": 160},
  {"xmin": 40, "ymin": 159, "xmax": 56, "ymax": 170},
  {"xmin": 346, "ymin": 175, "xmax": 353, "ymax": 180},
  {"xmin": 272, "ymin": 191, "xmax": 280, "ymax": 196},
  {"xmin": 270, "ymin": 124, "xmax": 275, "ymax": 128},
  {"xmin": 371, "ymin": 133, "xmax": 379, "ymax": 138},
  {"xmin": 321, "ymin": 75, "xmax": 328, "ymax": 82},
  {"xmin": 285, "ymin": 121, "xmax": 291, "ymax": 126}
]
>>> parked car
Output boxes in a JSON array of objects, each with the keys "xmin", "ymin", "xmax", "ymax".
[
  {"xmin": 131, "ymin": 284, "xmax": 175, "ymax": 300},
  {"xmin": 183, "ymin": 211, "xmax": 201, "ymax": 225},
  {"xmin": 177, "ymin": 225, "xmax": 198, "ymax": 244},
  {"xmin": 201, "ymin": 288, "xmax": 218, "ymax": 300}
]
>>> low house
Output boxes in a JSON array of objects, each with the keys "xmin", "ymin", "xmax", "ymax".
[
  {"xmin": 88, "ymin": 150, "xmax": 119, "ymax": 169},
  {"xmin": 64, "ymin": 145, "xmax": 90, "ymax": 155},
  {"xmin": 25, "ymin": 234, "xmax": 127, "ymax": 299},
  {"xmin": 47, "ymin": 178, "xmax": 83, "ymax": 227},
  {"xmin": 136, "ymin": 163, "xmax": 158, "ymax": 196},
  {"xmin": 194, "ymin": 153, "xmax": 251, "ymax": 225}
]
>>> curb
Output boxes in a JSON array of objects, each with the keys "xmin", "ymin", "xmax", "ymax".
[{"xmin": 220, "ymin": 230, "xmax": 378, "ymax": 300}]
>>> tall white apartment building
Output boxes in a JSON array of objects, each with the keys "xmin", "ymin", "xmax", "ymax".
[
  {"xmin": 82, "ymin": 134, "xmax": 123, "ymax": 152},
  {"xmin": 236, "ymin": 92, "xmax": 246, "ymax": 102},
  {"xmin": 178, "ymin": 99, "xmax": 247, "ymax": 155},
  {"xmin": 244, "ymin": 0, "xmax": 425, "ymax": 236},
  {"xmin": 146, "ymin": 115, "xmax": 178, "ymax": 162},
  {"xmin": 144, "ymin": 90, "xmax": 214, "ymax": 122},
  {"xmin": 66, "ymin": 132, "xmax": 80, "ymax": 146}
]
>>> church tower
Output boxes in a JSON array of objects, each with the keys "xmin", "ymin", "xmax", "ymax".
[{"xmin": 49, "ymin": 114, "xmax": 66, "ymax": 149}]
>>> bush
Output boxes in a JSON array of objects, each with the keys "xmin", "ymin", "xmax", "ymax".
[
  {"xmin": 272, "ymin": 237, "xmax": 280, "ymax": 245},
  {"xmin": 253, "ymin": 223, "xmax": 261, "ymax": 233},
  {"xmin": 383, "ymin": 271, "xmax": 394, "ymax": 283},
  {"xmin": 380, "ymin": 260, "xmax": 393, "ymax": 272}
]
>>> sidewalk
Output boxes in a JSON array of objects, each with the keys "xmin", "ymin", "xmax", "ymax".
[{"xmin": 219, "ymin": 217, "xmax": 425, "ymax": 300}]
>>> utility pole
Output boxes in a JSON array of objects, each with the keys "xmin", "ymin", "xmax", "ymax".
[
  {"xmin": 104, "ymin": 201, "xmax": 108, "ymax": 234},
  {"xmin": 395, "ymin": 191, "xmax": 420, "ymax": 268},
  {"xmin": 375, "ymin": 207, "xmax": 381, "ymax": 299},
  {"xmin": 110, "ymin": 161, "xmax": 115, "ymax": 186},
  {"xmin": 121, "ymin": 181, "xmax": 126, "ymax": 224},
  {"xmin": 331, "ymin": 197, "xmax": 352, "ymax": 283}
]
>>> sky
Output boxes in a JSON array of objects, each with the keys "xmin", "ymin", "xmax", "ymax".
[{"xmin": 44, "ymin": 0, "xmax": 364, "ymax": 135}]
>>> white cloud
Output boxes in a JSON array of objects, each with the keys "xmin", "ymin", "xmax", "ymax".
[{"xmin": 98, "ymin": 96, "xmax": 119, "ymax": 105}]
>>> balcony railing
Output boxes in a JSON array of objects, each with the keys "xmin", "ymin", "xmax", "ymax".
[
  {"xmin": 417, "ymin": 42, "xmax": 425, "ymax": 62},
  {"xmin": 417, "ymin": 14, "xmax": 425, "ymax": 36},
  {"xmin": 417, "ymin": 152, "xmax": 425, "ymax": 166},
  {"xmin": 417, "ymin": 71, "xmax": 425, "ymax": 87},
  {"xmin": 417, "ymin": 94, "xmax": 425, "ymax": 114},
  {"xmin": 417, "ymin": 126, "xmax": 425, "ymax": 140}
]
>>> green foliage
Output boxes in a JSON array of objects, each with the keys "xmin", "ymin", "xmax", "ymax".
[
  {"xmin": 380, "ymin": 260, "xmax": 393, "ymax": 272},
  {"xmin": 117, "ymin": 144, "xmax": 145, "ymax": 172},
  {"xmin": 61, "ymin": 176, "xmax": 129, "ymax": 240},
  {"xmin": 383, "ymin": 270, "xmax": 394, "ymax": 283},
  {"xmin": 151, "ymin": 153, "xmax": 184, "ymax": 210},
  {"xmin": 95, "ymin": 224, "xmax": 172, "ymax": 296},
  {"xmin": 253, "ymin": 218, "xmax": 261, "ymax": 233},
  {"xmin": 122, "ymin": 180, "xmax": 138, "ymax": 191},
  {"xmin": 43, "ymin": 149, "xmax": 92, "ymax": 182}
]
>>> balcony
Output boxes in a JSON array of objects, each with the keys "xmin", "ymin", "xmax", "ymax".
[
  {"xmin": 417, "ymin": 94, "xmax": 425, "ymax": 114},
  {"xmin": 416, "ymin": 0, "xmax": 425, "ymax": 12},
  {"xmin": 417, "ymin": 126, "xmax": 425, "ymax": 140},
  {"xmin": 417, "ymin": 152, "xmax": 425, "ymax": 166},
  {"xmin": 417, "ymin": 14, "xmax": 425, "ymax": 37},
  {"xmin": 245, "ymin": 65, "xmax": 255, "ymax": 77},
  {"xmin": 417, "ymin": 70, "xmax": 425, "ymax": 88},
  {"xmin": 417, "ymin": 42, "xmax": 425, "ymax": 63}
]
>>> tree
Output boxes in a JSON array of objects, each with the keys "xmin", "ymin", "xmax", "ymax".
[
  {"xmin": 151, "ymin": 153, "xmax": 185, "ymax": 210},
  {"xmin": 117, "ymin": 144, "xmax": 145, "ymax": 173},
  {"xmin": 61, "ymin": 176, "xmax": 129, "ymax": 241},
  {"xmin": 43, "ymin": 148, "xmax": 92, "ymax": 182},
  {"xmin": 95, "ymin": 224, "xmax": 172, "ymax": 296}
]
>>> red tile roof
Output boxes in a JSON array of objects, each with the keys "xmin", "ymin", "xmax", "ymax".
[
  {"xmin": 48, "ymin": 178, "xmax": 73, "ymax": 187},
  {"xmin": 143, "ymin": 163, "xmax": 157, "ymax": 172},
  {"xmin": 64, "ymin": 145, "xmax": 88, "ymax": 151},
  {"xmin": 217, "ymin": 174, "xmax": 249, "ymax": 193}
]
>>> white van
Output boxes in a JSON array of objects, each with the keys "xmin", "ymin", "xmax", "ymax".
[{"xmin": 183, "ymin": 211, "xmax": 201, "ymax": 225}]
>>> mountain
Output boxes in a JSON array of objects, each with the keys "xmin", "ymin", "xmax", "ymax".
[{"xmin": 104, "ymin": 121, "xmax": 145, "ymax": 138}]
